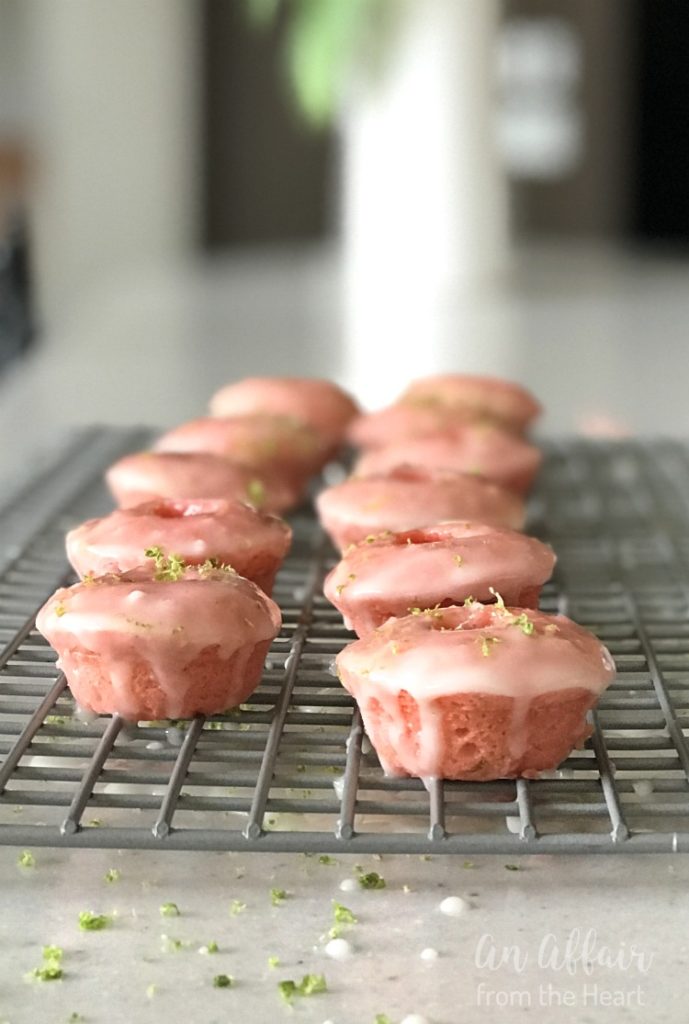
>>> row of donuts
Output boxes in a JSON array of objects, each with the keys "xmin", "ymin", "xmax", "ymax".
[
  {"xmin": 314, "ymin": 376, "xmax": 616, "ymax": 782},
  {"xmin": 36, "ymin": 378, "xmax": 362, "ymax": 721}
]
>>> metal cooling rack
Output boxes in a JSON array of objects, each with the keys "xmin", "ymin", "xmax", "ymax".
[{"xmin": 2, "ymin": 431, "xmax": 689, "ymax": 854}]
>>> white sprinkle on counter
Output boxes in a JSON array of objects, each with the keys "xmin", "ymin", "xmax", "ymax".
[
  {"xmin": 401, "ymin": 1015, "xmax": 430, "ymax": 1024},
  {"xmin": 420, "ymin": 947, "xmax": 439, "ymax": 961},
  {"xmin": 339, "ymin": 878, "xmax": 357, "ymax": 893},
  {"xmin": 325, "ymin": 937, "xmax": 352, "ymax": 960},
  {"xmin": 439, "ymin": 896, "xmax": 466, "ymax": 917}
]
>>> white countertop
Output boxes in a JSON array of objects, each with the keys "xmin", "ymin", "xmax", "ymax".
[
  {"xmin": 1, "ymin": 847, "xmax": 687, "ymax": 1024},
  {"xmin": 1, "ymin": 242, "xmax": 689, "ymax": 1023}
]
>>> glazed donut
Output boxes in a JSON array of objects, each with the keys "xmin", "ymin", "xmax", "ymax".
[
  {"xmin": 316, "ymin": 467, "xmax": 525, "ymax": 551},
  {"xmin": 154, "ymin": 414, "xmax": 330, "ymax": 483},
  {"xmin": 353, "ymin": 424, "xmax": 542, "ymax": 494},
  {"xmin": 66, "ymin": 498, "xmax": 292, "ymax": 595},
  {"xmin": 336, "ymin": 602, "xmax": 615, "ymax": 780},
  {"xmin": 324, "ymin": 522, "xmax": 555, "ymax": 635},
  {"xmin": 209, "ymin": 377, "xmax": 359, "ymax": 452},
  {"xmin": 36, "ymin": 564, "xmax": 281, "ymax": 721},
  {"xmin": 106, "ymin": 451, "xmax": 300, "ymax": 515},
  {"xmin": 399, "ymin": 374, "xmax": 541, "ymax": 433}
]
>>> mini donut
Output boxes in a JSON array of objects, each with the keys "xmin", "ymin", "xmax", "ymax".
[
  {"xmin": 353, "ymin": 424, "xmax": 542, "ymax": 494},
  {"xmin": 106, "ymin": 452, "xmax": 300, "ymax": 515},
  {"xmin": 347, "ymin": 404, "xmax": 467, "ymax": 450},
  {"xmin": 209, "ymin": 377, "xmax": 359, "ymax": 452},
  {"xmin": 316, "ymin": 467, "xmax": 525, "ymax": 552},
  {"xmin": 66, "ymin": 498, "xmax": 292, "ymax": 595},
  {"xmin": 324, "ymin": 522, "xmax": 555, "ymax": 635},
  {"xmin": 399, "ymin": 374, "xmax": 542, "ymax": 433},
  {"xmin": 154, "ymin": 414, "xmax": 330, "ymax": 484},
  {"xmin": 336, "ymin": 602, "xmax": 615, "ymax": 780},
  {"xmin": 36, "ymin": 563, "xmax": 281, "ymax": 721}
]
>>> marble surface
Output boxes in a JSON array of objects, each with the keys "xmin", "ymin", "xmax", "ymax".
[
  {"xmin": 1, "ymin": 846, "xmax": 687, "ymax": 1024},
  {"xmin": 2, "ymin": 242, "xmax": 689, "ymax": 1023}
]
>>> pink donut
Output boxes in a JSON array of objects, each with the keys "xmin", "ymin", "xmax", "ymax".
[
  {"xmin": 66, "ymin": 498, "xmax": 292, "ymax": 595},
  {"xmin": 336, "ymin": 602, "xmax": 615, "ymax": 780},
  {"xmin": 106, "ymin": 452, "xmax": 300, "ymax": 515},
  {"xmin": 316, "ymin": 467, "xmax": 525, "ymax": 551},
  {"xmin": 347, "ymin": 404, "xmax": 468, "ymax": 450},
  {"xmin": 324, "ymin": 522, "xmax": 555, "ymax": 635},
  {"xmin": 400, "ymin": 374, "xmax": 542, "ymax": 433},
  {"xmin": 36, "ymin": 565, "xmax": 281, "ymax": 721},
  {"xmin": 154, "ymin": 414, "xmax": 330, "ymax": 484},
  {"xmin": 353, "ymin": 425, "xmax": 542, "ymax": 494},
  {"xmin": 209, "ymin": 377, "xmax": 359, "ymax": 451}
]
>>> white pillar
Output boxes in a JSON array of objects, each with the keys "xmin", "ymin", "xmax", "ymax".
[
  {"xmin": 341, "ymin": 0, "xmax": 510, "ymax": 406},
  {"xmin": 24, "ymin": 0, "xmax": 200, "ymax": 326}
]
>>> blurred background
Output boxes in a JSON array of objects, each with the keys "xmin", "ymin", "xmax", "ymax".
[{"xmin": 1, "ymin": 0, "xmax": 688, "ymax": 448}]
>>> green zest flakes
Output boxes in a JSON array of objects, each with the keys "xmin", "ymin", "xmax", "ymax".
[
  {"xmin": 44, "ymin": 714, "xmax": 69, "ymax": 726},
  {"xmin": 488, "ymin": 588, "xmax": 535, "ymax": 635},
  {"xmin": 332, "ymin": 901, "xmax": 357, "ymax": 925},
  {"xmin": 335, "ymin": 573, "xmax": 356, "ymax": 597},
  {"xmin": 199, "ymin": 940, "xmax": 219, "ymax": 955},
  {"xmin": 104, "ymin": 868, "xmax": 120, "ymax": 884},
  {"xmin": 78, "ymin": 911, "xmax": 110, "ymax": 931},
  {"xmin": 159, "ymin": 902, "xmax": 180, "ymax": 917},
  {"xmin": 18, "ymin": 850, "xmax": 35, "ymax": 868},
  {"xmin": 28, "ymin": 945, "xmax": 64, "ymax": 982},
  {"xmin": 512, "ymin": 612, "xmax": 535, "ymax": 635},
  {"xmin": 479, "ymin": 635, "xmax": 502, "ymax": 657},
  {"xmin": 230, "ymin": 899, "xmax": 247, "ymax": 916},
  {"xmin": 145, "ymin": 547, "xmax": 186, "ymax": 582},
  {"xmin": 270, "ymin": 888, "xmax": 288, "ymax": 906},
  {"xmin": 358, "ymin": 871, "xmax": 386, "ymax": 890},
  {"xmin": 318, "ymin": 854, "xmax": 336, "ymax": 865},
  {"xmin": 198, "ymin": 558, "xmax": 236, "ymax": 577},
  {"xmin": 29, "ymin": 963, "xmax": 62, "ymax": 982},
  {"xmin": 278, "ymin": 974, "xmax": 327, "ymax": 1003},
  {"xmin": 246, "ymin": 479, "xmax": 266, "ymax": 507},
  {"xmin": 268, "ymin": 955, "xmax": 280, "ymax": 969},
  {"xmin": 213, "ymin": 974, "xmax": 234, "ymax": 988}
]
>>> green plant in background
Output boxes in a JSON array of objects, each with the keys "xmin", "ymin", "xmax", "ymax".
[{"xmin": 247, "ymin": 0, "xmax": 398, "ymax": 127}]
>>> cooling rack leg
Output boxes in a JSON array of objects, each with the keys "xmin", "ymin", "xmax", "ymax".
[
  {"xmin": 336, "ymin": 707, "xmax": 364, "ymax": 841},
  {"xmin": 152, "ymin": 717, "xmax": 206, "ymax": 840},
  {"xmin": 61, "ymin": 715, "xmax": 124, "ymax": 835}
]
